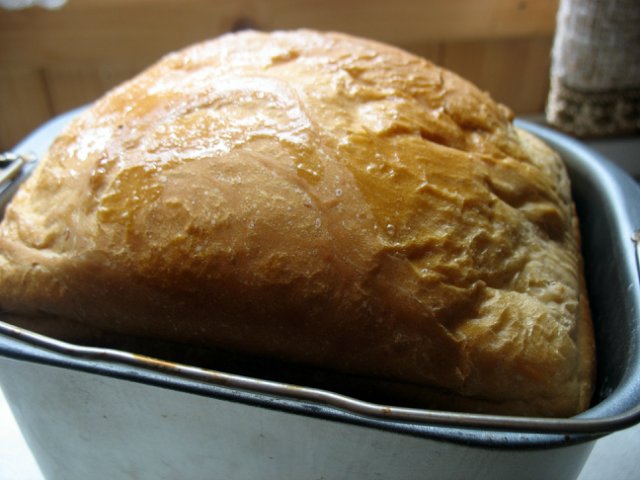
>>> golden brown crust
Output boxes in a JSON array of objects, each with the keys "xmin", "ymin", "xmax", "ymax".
[{"xmin": 0, "ymin": 30, "xmax": 594, "ymax": 416}]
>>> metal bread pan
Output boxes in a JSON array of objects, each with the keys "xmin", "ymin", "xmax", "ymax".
[{"xmin": 0, "ymin": 111, "xmax": 639, "ymax": 480}]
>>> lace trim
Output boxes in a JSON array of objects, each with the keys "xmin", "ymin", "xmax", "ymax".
[{"xmin": 546, "ymin": 78, "xmax": 640, "ymax": 137}]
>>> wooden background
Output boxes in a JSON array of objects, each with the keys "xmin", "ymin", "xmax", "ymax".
[{"xmin": 0, "ymin": 0, "xmax": 559, "ymax": 150}]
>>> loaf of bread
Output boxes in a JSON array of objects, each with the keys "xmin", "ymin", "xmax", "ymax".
[{"xmin": 0, "ymin": 30, "xmax": 594, "ymax": 417}]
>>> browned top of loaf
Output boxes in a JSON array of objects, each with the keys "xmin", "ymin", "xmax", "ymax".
[{"xmin": 0, "ymin": 30, "xmax": 594, "ymax": 417}]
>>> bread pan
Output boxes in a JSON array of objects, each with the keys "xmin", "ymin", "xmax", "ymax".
[{"xmin": 1, "ymin": 109, "xmax": 639, "ymax": 480}]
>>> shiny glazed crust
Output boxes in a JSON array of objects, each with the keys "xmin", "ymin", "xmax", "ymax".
[{"xmin": 0, "ymin": 30, "xmax": 594, "ymax": 417}]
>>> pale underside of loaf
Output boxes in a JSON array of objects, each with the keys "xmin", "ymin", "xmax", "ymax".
[{"xmin": 0, "ymin": 30, "xmax": 595, "ymax": 417}]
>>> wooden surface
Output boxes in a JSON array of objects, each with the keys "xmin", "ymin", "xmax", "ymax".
[{"xmin": 0, "ymin": 0, "xmax": 559, "ymax": 150}]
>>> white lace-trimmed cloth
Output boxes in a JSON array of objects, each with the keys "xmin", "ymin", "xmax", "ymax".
[{"xmin": 547, "ymin": 0, "xmax": 640, "ymax": 137}]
